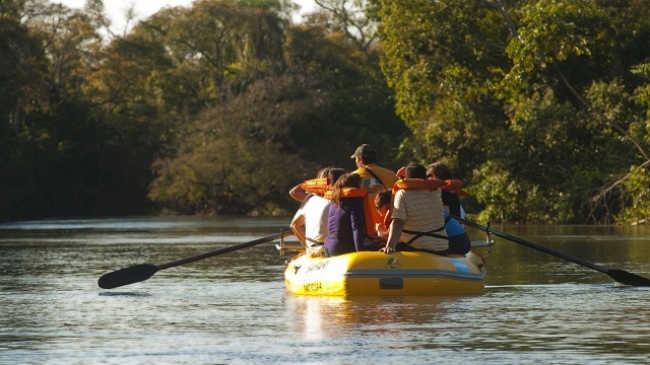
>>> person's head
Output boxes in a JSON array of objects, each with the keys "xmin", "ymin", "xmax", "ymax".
[
  {"xmin": 374, "ymin": 190, "xmax": 392, "ymax": 216},
  {"xmin": 426, "ymin": 162, "xmax": 453, "ymax": 180},
  {"xmin": 317, "ymin": 167, "xmax": 333, "ymax": 179},
  {"xmin": 331, "ymin": 173, "xmax": 362, "ymax": 207},
  {"xmin": 334, "ymin": 172, "xmax": 362, "ymax": 189},
  {"xmin": 327, "ymin": 167, "xmax": 347, "ymax": 186},
  {"xmin": 396, "ymin": 166, "xmax": 406, "ymax": 180},
  {"xmin": 405, "ymin": 164, "xmax": 426, "ymax": 179},
  {"xmin": 350, "ymin": 144, "xmax": 377, "ymax": 166}
]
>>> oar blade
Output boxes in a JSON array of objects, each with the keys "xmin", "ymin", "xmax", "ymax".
[
  {"xmin": 98, "ymin": 264, "xmax": 159, "ymax": 289},
  {"xmin": 607, "ymin": 269, "xmax": 650, "ymax": 287}
]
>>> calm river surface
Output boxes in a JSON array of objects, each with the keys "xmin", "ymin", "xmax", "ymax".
[{"xmin": 1, "ymin": 216, "xmax": 650, "ymax": 364}]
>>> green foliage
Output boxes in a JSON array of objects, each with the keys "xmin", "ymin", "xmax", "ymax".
[
  {"xmin": 616, "ymin": 166, "xmax": 650, "ymax": 223},
  {"xmin": 375, "ymin": 0, "xmax": 650, "ymax": 223},
  {"xmin": 149, "ymin": 24, "xmax": 406, "ymax": 214},
  {"xmin": 149, "ymin": 100, "xmax": 308, "ymax": 215},
  {"xmin": 0, "ymin": 0, "xmax": 407, "ymax": 220},
  {"xmin": 7, "ymin": 0, "xmax": 650, "ymax": 224},
  {"xmin": 283, "ymin": 26, "xmax": 406, "ymax": 167}
]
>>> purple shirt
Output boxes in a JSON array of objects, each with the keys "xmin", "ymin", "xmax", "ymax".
[{"xmin": 324, "ymin": 197, "xmax": 366, "ymax": 256}]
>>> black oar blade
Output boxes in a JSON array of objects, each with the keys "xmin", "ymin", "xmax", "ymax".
[
  {"xmin": 607, "ymin": 269, "xmax": 650, "ymax": 287},
  {"xmin": 98, "ymin": 264, "xmax": 159, "ymax": 289}
]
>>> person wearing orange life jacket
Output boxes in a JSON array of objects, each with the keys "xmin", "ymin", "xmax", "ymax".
[
  {"xmin": 380, "ymin": 164, "xmax": 449, "ymax": 255},
  {"xmin": 373, "ymin": 190, "xmax": 392, "ymax": 240},
  {"xmin": 290, "ymin": 167, "xmax": 346, "ymax": 257},
  {"xmin": 426, "ymin": 162, "xmax": 467, "ymax": 218},
  {"xmin": 324, "ymin": 173, "xmax": 377, "ymax": 257},
  {"xmin": 289, "ymin": 166, "xmax": 334, "ymax": 203},
  {"xmin": 350, "ymin": 144, "xmax": 399, "ymax": 232},
  {"xmin": 375, "ymin": 175, "xmax": 470, "ymax": 254},
  {"xmin": 403, "ymin": 164, "xmax": 470, "ymax": 254}
]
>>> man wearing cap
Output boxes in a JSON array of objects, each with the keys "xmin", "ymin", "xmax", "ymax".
[
  {"xmin": 351, "ymin": 144, "xmax": 398, "ymax": 192},
  {"xmin": 350, "ymin": 144, "xmax": 399, "ymax": 233}
]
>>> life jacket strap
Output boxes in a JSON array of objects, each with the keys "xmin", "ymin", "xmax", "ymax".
[
  {"xmin": 402, "ymin": 225, "xmax": 446, "ymax": 245},
  {"xmin": 363, "ymin": 166, "xmax": 385, "ymax": 189}
]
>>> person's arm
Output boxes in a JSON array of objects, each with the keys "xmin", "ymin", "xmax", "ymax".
[
  {"xmin": 350, "ymin": 199, "xmax": 366, "ymax": 251},
  {"xmin": 441, "ymin": 192, "xmax": 461, "ymax": 217},
  {"xmin": 380, "ymin": 218, "xmax": 404, "ymax": 254},
  {"xmin": 289, "ymin": 184, "xmax": 309, "ymax": 203},
  {"xmin": 373, "ymin": 222, "xmax": 389, "ymax": 242},
  {"xmin": 380, "ymin": 189, "xmax": 405, "ymax": 253},
  {"xmin": 290, "ymin": 213, "xmax": 306, "ymax": 244}
]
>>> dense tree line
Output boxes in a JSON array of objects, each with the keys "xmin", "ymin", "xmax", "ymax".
[
  {"xmin": 1, "ymin": 0, "xmax": 649, "ymax": 224},
  {"xmin": 374, "ymin": 0, "xmax": 650, "ymax": 224},
  {"xmin": 0, "ymin": 0, "xmax": 405, "ymax": 221}
]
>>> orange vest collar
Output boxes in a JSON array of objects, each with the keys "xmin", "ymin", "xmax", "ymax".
[
  {"xmin": 324, "ymin": 187, "xmax": 367, "ymax": 200},
  {"xmin": 300, "ymin": 178, "xmax": 331, "ymax": 196}
]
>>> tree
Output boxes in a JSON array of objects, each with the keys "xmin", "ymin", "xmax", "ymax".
[
  {"xmin": 374, "ymin": 0, "xmax": 650, "ymax": 223},
  {"xmin": 148, "ymin": 22, "xmax": 406, "ymax": 215},
  {"xmin": 306, "ymin": 0, "xmax": 379, "ymax": 58}
]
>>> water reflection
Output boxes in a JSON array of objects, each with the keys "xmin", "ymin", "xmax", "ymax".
[
  {"xmin": 284, "ymin": 284, "xmax": 650, "ymax": 359},
  {"xmin": 284, "ymin": 295, "xmax": 480, "ymax": 342}
]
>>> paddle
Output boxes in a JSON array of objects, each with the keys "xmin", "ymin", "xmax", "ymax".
[
  {"xmin": 454, "ymin": 216, "xmax": 650, "ymax": 287},
  {"xmin": 98, "ymin": 230, "xmax": 294, "ymax": 289}
]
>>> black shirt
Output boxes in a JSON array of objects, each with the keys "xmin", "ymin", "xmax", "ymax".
[{"xmin": 441, "ymin": 191, "xmax": 462, "ymax": 217}]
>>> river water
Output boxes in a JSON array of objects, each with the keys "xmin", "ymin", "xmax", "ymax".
[{"xmin": 1, "ymin": 216, "xmax": 649, "ymax": 364}]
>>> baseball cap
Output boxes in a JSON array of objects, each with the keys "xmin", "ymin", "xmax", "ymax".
[{"xmin": 350, "ymin": 144, "xmax": 377, "ymax": 159}]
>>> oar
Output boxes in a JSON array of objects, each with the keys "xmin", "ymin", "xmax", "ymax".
[
  {"xmin": 98, "ymin": 230, "xmax": 294, "ymax": 289},
  {"xmin": 454, "ymin": 216, "xmax": 650, "ymax": 287}
]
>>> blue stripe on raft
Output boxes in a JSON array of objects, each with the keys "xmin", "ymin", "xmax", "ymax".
[
  {"xmin": 344, "ymin": 269, "xmax": 486, "ymax": 282},
  {"xmin": 450, "ymin": 258, "xmax": 470, "ymax": 273}
]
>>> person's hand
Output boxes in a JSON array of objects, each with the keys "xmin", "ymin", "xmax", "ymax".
[{"xmin": 379, "ymin": 246, "xmax": 395, "ymax": 254}]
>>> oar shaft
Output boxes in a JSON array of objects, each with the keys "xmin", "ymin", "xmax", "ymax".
[
  {"xmin": 98, "ymin": 230, "xmax": 294, "ymax": 289},
  {"xmin": 158, "ymin": 231, "xmax": 294, "ymax": 270},
  {"xmin": 454, "ymin": 216, "xmax": 609, "ymax": 274}
]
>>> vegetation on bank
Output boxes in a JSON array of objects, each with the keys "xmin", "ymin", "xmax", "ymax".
[{"xmin": 1, "ymin": 0, "xmax": 649, "ymax": 224}]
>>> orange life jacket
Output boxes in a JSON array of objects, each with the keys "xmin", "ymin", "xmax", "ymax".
[{"xmin": 300, "ymin": 178, "xmax": 331, "ymax": 196}]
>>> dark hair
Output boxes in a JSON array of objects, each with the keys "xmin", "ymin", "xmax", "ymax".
[
  {"xmin": 405, "ymin": 164, "xmax": 426, "ymax": 179},
  {"xmin": 330, "ymin": 173, "xmax": 362, "ymax": 207},
  {"xmin": 375, "ymin": 190, "xmax": 392, "ymax": 209},
  {"xmin": 426, "ymin": 162, "xmax": 453, "ymax": 180},
  {"xmin": 327, "ymin": 168, "xmax": 347, "ymax": 186}
]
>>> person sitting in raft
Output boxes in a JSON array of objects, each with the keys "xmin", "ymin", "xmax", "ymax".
[
  {"xmin": 426, "ymin": 162, "xmax": 466, "ymax": 218},
  {"xmin": 373, "ymin": 190, "xmax": 392, "ymax": 240},
  {"xmin": 290, "ymin": 167, "xmax": 347, "ymax": 257},
  {"xmin": 351, "ymin": 144, "xmax": 399, "ymax": 193},
  {"xmin": 289, "ymin": 166, "xmax": 333, "ymax": 203},
  {"xmin": 380, "ymin": 164, "xmax": 449, "ymax": 255},
  {"xmin": 350, "ymin": 144, "xmax": 399, "ymax": 231},
  {"xmin": 422, "ymin": 163, "xmax": 470, "ymax": 254},
  {"xmin": 375, "ymin": 189, "xmax": 469, "ymax": 255},
  {"xmin": 324, "ymin": 173, "xmax": 375, "ymax": 257}
]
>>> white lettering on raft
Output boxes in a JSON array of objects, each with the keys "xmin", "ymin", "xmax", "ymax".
[{"xmin": 305, "ymin": 260, "xmax": 330, "ymax": 273}]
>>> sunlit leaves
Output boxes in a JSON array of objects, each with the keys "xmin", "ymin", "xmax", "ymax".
[
  {"xmin": 616, "ymin": 165, "xmax": 650, "ymax": 223},
  {"xmin": 376, "ymin": 0, "xmax": 650, "ymax": 223},
  {"xmin": 506, "ymin": 0, "xmax": 594, "ymax": 78}
]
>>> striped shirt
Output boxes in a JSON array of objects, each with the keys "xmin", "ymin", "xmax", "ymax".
[{"xmin": 391, "ymin": 188, "xmax": 448, "ymax": 251}]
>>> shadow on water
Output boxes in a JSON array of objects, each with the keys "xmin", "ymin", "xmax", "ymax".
[{"xmin": 97, "ymin": 291, "xmax": 152, "ymax": 297}]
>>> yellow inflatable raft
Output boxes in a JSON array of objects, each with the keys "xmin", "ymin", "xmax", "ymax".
[{"xmin": 284, "ymin": 250, "xmax": 487, "ymax": 297}]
